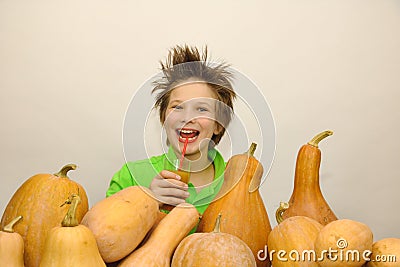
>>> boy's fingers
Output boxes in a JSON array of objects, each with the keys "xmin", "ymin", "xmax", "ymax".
[
  {"xmin": 156, "ymin": 187, "xmax": 190, "ymax": 199},
  {"xmin": 165, "ymin": 179, "xmax": 188, "ymax": 189},
  {"xmin": 159, "ymin": 196, "xmax": 186, "ymax": 206},
  {"xmin": 160, "ymin": 170, "xmax": 181, "ymax": 180},
  {"xmin": 158, "ymin": 178, "xmax": 188, "ymax": 189}
]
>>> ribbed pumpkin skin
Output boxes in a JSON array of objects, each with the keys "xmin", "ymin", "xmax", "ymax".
[
  {"xmin": 366, "ymin": 238, "xmax": 400, "ymax": 267},
  {"xmin": 0, "ymin": 228, "xmax": 24, "ymax": 267},
  {"xmin": 267, "ymin": 216, "xmax": 323, "ymax": 267},
  {"xmin": 172, "ymin": 230, "xmax": 256, "ymax": 267},
  {"xmin": 118, "ymin": 203, "xmax": 199, "ymax": 267},
  {"xmin": 1, "ymin": 170, "xmax": 88, "ymax": 267},
  {"xmin": 81, "ymin": 186, "xmax": 159, "ymax": 263},
  {"xmin": 282, "ymin": 143, "xmax": 337, "ymax": 225},
  {"xmin": 314, "ymin": 219, "xmax": 373, "ymax": 267},
  {"xmin": 39, "ymin": 225, "xmax": 105, "ymax": 267},
  {"xmin": 197, "ymin": 144, "xmax": 271, "ymax": 267}
]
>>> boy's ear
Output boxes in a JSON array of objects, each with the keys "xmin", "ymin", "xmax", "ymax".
[{"xmin": 213, "ymin": 123, "xmax": 223, "ymax": 135}]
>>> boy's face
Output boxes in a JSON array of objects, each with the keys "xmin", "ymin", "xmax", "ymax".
[{"xmin": 164, "ymin": 82, "xmax": 221, "ymax": 160}]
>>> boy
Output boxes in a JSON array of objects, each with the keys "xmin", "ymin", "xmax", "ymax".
[{"xmin": 106, "ymin": 45, "xmax": 236, "ymax": 215}]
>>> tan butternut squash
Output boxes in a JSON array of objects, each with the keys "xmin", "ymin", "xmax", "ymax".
[
  {"xmin": 197, "ymin": 143, "xmax": 271, "ymax": 267},
  {"xmin": 81, "ymin": 186, "xmax": 159, "ymax": 263},
  {"xmin": 118, "ymin": 203, "xmax": 200, "ymax": 267},
  {"xmin": 1, "ymin": 164, "xmax": 89, "ymax": 267},
  {"xmin": 138, "ymin": 210, "xmax": 168, "ymax": 247},
  {"xmin": 0, "ymin": 215, "xmax": 24, "ymax": 267},
  {"xmin": 279, "ymin": 130, "xmax": 337, "ymax": 225},
  {"xmin": 39, "ymin": 194, "xmax": 105, "ymax": 267}
]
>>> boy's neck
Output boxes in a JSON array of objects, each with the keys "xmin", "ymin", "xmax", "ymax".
[{"xmin": 177, "ymin": 149, "xmax": 213, "ymax": 173}]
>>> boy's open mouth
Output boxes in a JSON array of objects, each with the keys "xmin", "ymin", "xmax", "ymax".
[{"xmin": 177, "ymin": 129, "xmax": 199, "ymax": 142}]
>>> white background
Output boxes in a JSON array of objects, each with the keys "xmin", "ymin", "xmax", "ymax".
[{"xmin": 1, "ymin": 0, "xmax": 399, "ymax": 240}]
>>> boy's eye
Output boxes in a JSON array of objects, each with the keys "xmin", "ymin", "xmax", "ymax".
[
  {"xmin": 198, "ymin": 107, "xmax": 208, "ymax": 112},
  {"xmin": 172, "ymin": 105, "xmax": 183, "ymax": 110}
]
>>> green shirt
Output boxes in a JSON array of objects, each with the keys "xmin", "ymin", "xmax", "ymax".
[{"xmin": 106, "ymin": 146, "xmax": 226, "ymax": 215}]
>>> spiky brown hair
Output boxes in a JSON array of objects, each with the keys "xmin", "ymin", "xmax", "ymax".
[{"xmin": 152, "ymin": 45, "xmax": 236, "ymax": 145}]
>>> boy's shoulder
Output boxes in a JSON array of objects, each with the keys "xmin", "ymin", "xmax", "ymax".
[
  {"xmin": 127, "ymin": 153, "xmax": 165, "ymax": 165},
  {"xmin": 124, "ymin": 153, "xmax": 166, "ymax": 173}
]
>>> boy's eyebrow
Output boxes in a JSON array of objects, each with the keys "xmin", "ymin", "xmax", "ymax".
[
  {"xmin": 168, "ymin": 99, "xmax": 182, "ymax": 105},
  {"xmin": 169, "ymin": 99, "xmax": 216, "ymax": 107},
  {"xmin": 196, "ymin": 101, "xmax": 214, "ymax": 107}
]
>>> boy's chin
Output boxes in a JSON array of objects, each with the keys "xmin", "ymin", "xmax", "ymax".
[{"xmin": 170, "ymin": 138, "xmax": 211, "ymax": 155}]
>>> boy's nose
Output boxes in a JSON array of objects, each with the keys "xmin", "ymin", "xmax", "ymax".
[
  {"xmin": 181, "ymin": 113, "xmax": 196, "ymax": 123},
  {"xmin": 180, "ymin": 109, "xmax": 197, "ymax": 123}
]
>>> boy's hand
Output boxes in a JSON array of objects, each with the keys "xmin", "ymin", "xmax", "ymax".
[{"xmin": 149, "ymin": 170, "xmax": 190, "ymax": 207}]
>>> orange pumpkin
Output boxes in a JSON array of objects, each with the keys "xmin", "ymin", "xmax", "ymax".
[
  {"xmin": 172, "ymin": 214, "xmax": 256, "ymax": 267},
  {"xmin": 366, "ymin": 238, "xmax": 400, "ymax": 267},
  {"xmin": 314, "ymin": 219, "xmax": 373, "ymax": 267},
  {"xmin": 81, "ymin": 186, "xmax": 159, "ymax": 263},
  {"xmin": 119, "ymin": 203, "xmax": 200, "ymax": 267},
  {"xmin": 1, "ymin": 164, "xmax": 88, "ymax": 267},
  {"xmin": 0, "ymin": 215, "xmax": 24, "ymax": 267},
  {"xmin": 279, "ymin": 130, "xmax": 337, "ymax": 225},
  {"xmin": 197, "ymin": 143, "xmax": 271, "ymax": 267},
  {"xmin": 40, "ymin": 194, "xmax": 105, "ymax": 267},
  {"xmin": 267, "ymin": 209, "xmax": 323, "ymax": 267}
]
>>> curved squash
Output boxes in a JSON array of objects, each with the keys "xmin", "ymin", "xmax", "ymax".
[
  {"xmin": 40, "ymin": 194, "xmax": 105, "ymax": 267},
  {"xmin": 138, "ymin": 211, "xmax": 168, "ymax": 247},
  {"xmin": 118, "ymin": 203, "xmax": 200, "ymax": 267},
  {"xmin": 81, "ymin": 186, "xmax": 159, "ymax": 263},
  {"xmin": 197, "ymin": 143, "xmax": 271, "ymax": 267},
  {"xmin": 1, "ymin": 164, "xmax": 89, "ymax": 267},
  {"xmin": 279, "ymin": 130, "xmax": 337, "ymax": 225},
  {"xmin": 0, "ymin": 216, "xmax": 24, "ymax": 267}
]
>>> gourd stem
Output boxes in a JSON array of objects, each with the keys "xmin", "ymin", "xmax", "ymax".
[
  {"xmin": 275, "ymin": 202, "xmax": 289, "ymax": 224},
  {"xmin": 308, "ymin": 130, "xmax": 333, "ymax": 148},
  {"xmin": 61, "ymin": 194, "xmax": 81, "ymax": 227},
  {"xmin": 247, "ymin": 143, "xmax": 257, "ymax": 156},
  {"xmin": 213, "ymin": 213, "xmax": 222, "ymax": 233},
  {"xmin": 3, "ymin": 215, "xmax": 23, "ymax": 233},
  {"xmin": 54, "ymin": 164, "xmax": 77, "ymax": 178}
]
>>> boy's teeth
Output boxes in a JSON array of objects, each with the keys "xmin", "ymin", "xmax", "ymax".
[
  {"xmin": 181, "ymin": 136, "xmax": 196, "ymax": 141},
  {"xmin": 178, "ymin": 129, "xmax": 198, "ymax": 140}
]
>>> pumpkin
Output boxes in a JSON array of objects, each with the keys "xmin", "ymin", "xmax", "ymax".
[
  {"xmin": 39, "ymin": 194, "xmax": 105, "ymax": 267},
  {"xmin": 1, "ymin": 164, "xmax": 89, "ymax": 267},
  {"xmin": 172, "ymin": 214, "xmax": 256, "ymax": 267},
  {"xmin": 0, "ymin": 215, "xmax": 24, "ymax": 267},
  {"xmin": 118, "ymin": 203, "xmax": 200, "ymax": 267},
  {"xmin": 81, "ymin": 186, "xmax": 159, "ymax": 263},
  {"xmin": 279, "ymin": 130, "xmax": 337, "ymax": 225},
  {"xmin": 314, "ymin": 219, "xmax": 373, "ymax": 267},
  {"xmin": 366, "ymin": 238, "xmax": 400, "ymax": 267},
  {"xmin": 267, "ymin": 208, "xmax": 323, "ymax": 267},
  {"xmin": 197, "ymin": 143, "xmax": 272, "ymax": 267}
]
